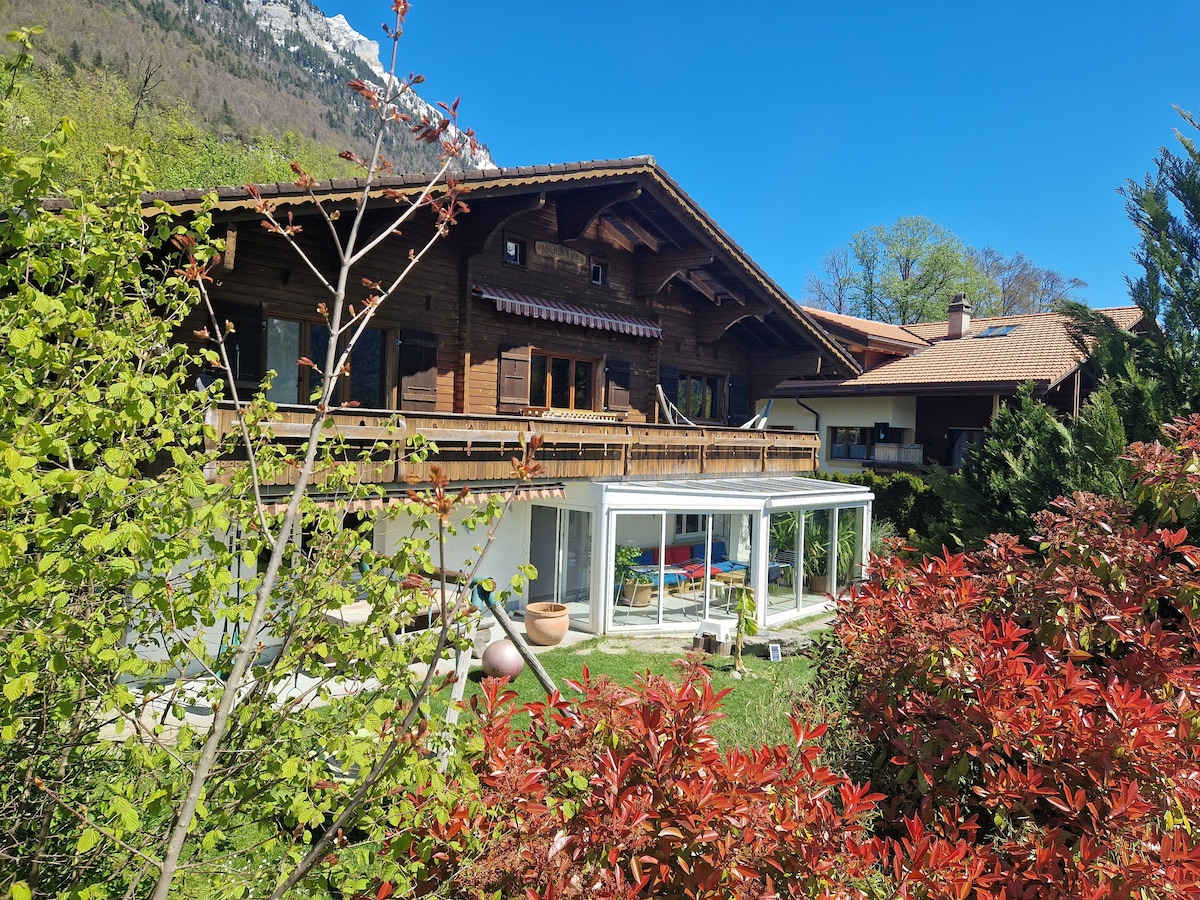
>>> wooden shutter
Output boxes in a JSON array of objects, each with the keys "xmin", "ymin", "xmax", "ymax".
[
  {"xmin": 727, "ymin": 374, "xmax": 751, "ymax": 426},
  {"xmin": 498, "ymin": 345, "xmax": 531, "ymax": 406},
  {"xmin": 399, "ymin": 330, "xmax": 438, "ymax": 404},
  {"xmin": 605, "ymin": 358, "xmax": 631, "ymax": 412}
]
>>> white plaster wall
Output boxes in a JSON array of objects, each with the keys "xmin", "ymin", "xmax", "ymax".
[
  {"xmin": 764, "ymin": 395, "xmax": 916, "ymax": 471},
  {"xmin": 375, "ymin": 500, "xmax": 533, "ymax": 604}
]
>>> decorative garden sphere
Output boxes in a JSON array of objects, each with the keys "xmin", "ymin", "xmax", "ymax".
[{"xmin": 481, "ymin": 639, "xmax": 525, "ymax": 679}]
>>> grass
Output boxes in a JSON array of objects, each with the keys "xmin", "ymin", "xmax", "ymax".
[{"xmin": 457, "ymin": 634, "xmax": 827, "ymax": 748}]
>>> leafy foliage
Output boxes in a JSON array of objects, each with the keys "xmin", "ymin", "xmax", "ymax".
[
  {"xmin": 2, "ymin": 52, "xmax": 359, "ymax": 189},
  {"xmin": 390, "ymin": 662, "xmax": 886, "ymax": 900},
  {"xmin": 1065, "ymin": 108, "xmax": 1200, "ymax": 446},
  {"xmin": 836, "ymin": 415, "xmax": 1200, "ymax": 897},
  {"xmin": 0, "ymin": 18, "xmax": 509, "ymax": 899},
  {"xmin": 805, "ymin": 215, "xmax": 1086, "ymax": 324},
  {"xmin": 929, "ymin": 383, "xmax": 1129, "ymax": 546},
  {"xmin": 809, "ymin": 468, "xmax": 945, "ymax": 544}
]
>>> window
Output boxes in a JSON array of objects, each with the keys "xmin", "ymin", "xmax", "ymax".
[
  {"xmin": 529, "ymin": 352, "xmax": 595, "ymax": 410},
  {"xmin": 975, "ymin": 324, "xmax": 1019, "ymax": 338},
  {"xmin": 504, "ymin": 237, "xmax": 526, "ymax": 266},
  {"xmin": 674, "ymin": 513, "xmax": 707, "ymax": 537},
  {"xmin": 590, "ymin": 258, "xmax": 609, "ymax": 286},
  {"xmin": 677, "ymin": 372, "xmax": 723, "ymax": 421},
  {"xmin": 265, "ymin": 317, "xmax": 386, "ymax": 408},
  {"xmin": 828, "ymin": 426, "xmax": 873, "ymax": 460}
]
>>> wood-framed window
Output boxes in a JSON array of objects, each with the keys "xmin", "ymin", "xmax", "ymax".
[
  {"xmin": 504, "ymin": 235, "xmax": 527, "ymax": 267},
  {"xmin": 529, "ymin": 351, "xmax": 596, "ymax": 411},
  {"xmin": 265, "ymin": 316, "xmax": 387, "ymax": 408},
  {"xmin": 590, "ymin": 256, "xmax": 609, "ymax": 286},
  {"xmin": 677, "ymin": 371, "xmax": 723, "ymax": 421}
]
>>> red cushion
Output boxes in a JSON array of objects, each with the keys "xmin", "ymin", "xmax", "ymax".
[{"xmin": 665, "ymin": 544, "xmax": 691, "ymax": 565}]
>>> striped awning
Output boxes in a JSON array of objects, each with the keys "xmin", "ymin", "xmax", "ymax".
[
  {"xmin": 258, "ymin": 483, "xmax": 566, "ymax": 515},
  {"xmin": 473, "ymin": 283, "xmax": 662, "ymax": 340}
]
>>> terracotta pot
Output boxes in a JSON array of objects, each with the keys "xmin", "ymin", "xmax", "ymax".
[
  {"xmin": 807, "ymin": 574, "xmax": 829, "ymax": 594},
  {"xmin": 524, "ymin": 601, "xmax": 571, "ymax": 646},
  {"xmin": 621, "ymin": 581, "xmax": 653, "ymax": 607}
]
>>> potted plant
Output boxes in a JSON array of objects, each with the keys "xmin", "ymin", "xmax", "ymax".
[
  {"xmin": 803, "ymin": 517, "xmax": 830, "ymax": 594},
  {"xmin": 615, "ymin": 545, "xmax": 653, "ymax": 607}
]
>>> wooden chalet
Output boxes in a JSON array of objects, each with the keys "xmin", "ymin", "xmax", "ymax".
[{"xmin": 163, "ymin": 157, "xmax": 873, "ymax": 635}]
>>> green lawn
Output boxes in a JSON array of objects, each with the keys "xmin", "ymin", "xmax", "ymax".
[{"xmin": 457, "ymin": 635, "xmax": 825, "ymax": 748}]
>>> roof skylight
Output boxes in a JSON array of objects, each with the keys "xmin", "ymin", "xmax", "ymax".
[{"xmin": 975, "ymin": 324, "xmax": 1019, "ymax": 338}]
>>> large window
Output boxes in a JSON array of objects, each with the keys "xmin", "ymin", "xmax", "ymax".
[
  {"xmin": 677, "ymin": 372, "xmax": 723, "ymax": 421},
  {"xmin": 828, "ymin": 426, "xmax": 873, "ymax": 460},
  {"xmin": 529, "ymin": 352, "xmax": 595, "ymax": 411},
  {"xmin": 266, "ymin": 317, "xmax": 386, "ymax": 408}
]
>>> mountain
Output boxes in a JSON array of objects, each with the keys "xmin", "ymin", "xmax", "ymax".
[{"xmin": 0, "ymin": 0, "xmax": 495, "ymax": 177}]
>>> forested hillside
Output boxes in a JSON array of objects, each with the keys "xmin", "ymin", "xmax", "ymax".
[{"xmin": 0, "ymin": 0, "xmax": 488, "ymax": 189}]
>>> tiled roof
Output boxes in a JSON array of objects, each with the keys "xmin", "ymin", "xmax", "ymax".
[
  {"xmin": 800, "ymin": 307, "xmax": 930, "ymax": 350},
  {"xmin": 774, "ymin": 307, "xmax": 1143, "ymax": 398}
]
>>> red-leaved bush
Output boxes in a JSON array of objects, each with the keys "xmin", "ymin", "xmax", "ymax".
[
  {"xmin": 839, "ymin": 415, "xmax": 1200, "ymax": 897},
  {"xmin": 391, "ymin": 657, "xmax": 884, "ymax": 899},
  {"xmin": 359, "ymin": 417, "xmax": 1200, "ymax": 900}
]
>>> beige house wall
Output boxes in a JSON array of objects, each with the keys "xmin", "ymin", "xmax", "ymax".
[{"xmin": 764, "ymin": 395, "xmax": 917, "ymax": 472}]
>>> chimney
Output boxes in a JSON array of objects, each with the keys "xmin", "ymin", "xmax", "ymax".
[{"xmin": 947, "ymin": 293, "xmax": 972, "ymax": 339}]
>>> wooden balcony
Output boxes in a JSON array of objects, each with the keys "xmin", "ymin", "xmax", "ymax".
[
  {"xmin": 205, "ymin": 403, "xmax": 820, "ymax": 486},
  {"xmin": 870, "ymin": 442, "xmax": 926, "ymax": 468}
]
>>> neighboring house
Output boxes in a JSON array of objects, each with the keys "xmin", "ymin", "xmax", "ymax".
[
  {"xmin": 768, "ymin": 296, "xmax": 1145, "ymax": 472},
  {"xmin": 164, "ymin": 157, "xmax": 873, "ymax": 636}
]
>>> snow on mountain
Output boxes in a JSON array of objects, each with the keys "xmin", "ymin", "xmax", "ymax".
[{"xmin": 243, "ymin": 0, "xmax": 495, "ymax": 170}]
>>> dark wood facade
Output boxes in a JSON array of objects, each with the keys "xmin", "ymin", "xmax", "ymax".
[{"xmin": 178, "ymin": 159, "xmax": 853, "ymax": 484}]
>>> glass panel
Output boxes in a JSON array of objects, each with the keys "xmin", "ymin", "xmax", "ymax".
[
  {"xmin": 529, "ymin": 354, "xmax": 548, "ymax": 407},
  {"xmin": 702, "ymin": 377, "xmax": 717, "ymax": 419},
  {"xmin": 266, "ymin": 318, "xmax": 301, "ymax": 403},
  {"xmin": 349, "ymin": 328, "xmax": 386, "ymax": 408},
  {"xmin": 697, "ymin": 512, "xmax": 749, "ymax": 625},
  {"xmin": 803, "ymin": 509, "xmax": 832, "ymax": 599},
  {"xmin": 686, "ymin": 375, "xmax": 704, "ymax": 417},
  {"xmin": 550, "ymin": 356, "xmax": 571, "ymax": 408},
  {"xmin": 309, "ymin": 323, "xmax": 330, "ymax": 403},
  {"xmin": 836, "ymin": 506, "xmax": 866, "ymax": 591},
  {"xmin": 767, "ymin": 511, "xmax": 800, "ymax": 614},
  {"xmin": 612, "ymin": 513, "xmax": 665, "ymax": 629},
  {"xmin": 558, "ymin": 510, "xmax": 592, "ymax": 626},
  {"xmin": 573, "ymin": 359, "xmax": 593, "ymax": 409}
]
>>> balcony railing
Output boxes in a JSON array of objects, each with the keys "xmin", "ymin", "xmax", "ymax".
[
  {"xmin": 205, "ymin": 403, "xmax": 821, "ymax": 486},
  {"xmin": 872, "ymin": 442, "xmax": 925, "ymax": 466}
]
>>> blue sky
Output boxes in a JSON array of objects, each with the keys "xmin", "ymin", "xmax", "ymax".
[{"xmin": 320, "ymin": 0, "xmax": 1200, "ymax": 310}]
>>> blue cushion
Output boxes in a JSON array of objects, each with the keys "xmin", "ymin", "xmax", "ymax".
[
  {"xmin": 691, "ymin": 540, "xmax": 733, "ymax": 562},
  {"xmin": 636, "ymin": 549, "xmax": 655, "ymax": 565}
]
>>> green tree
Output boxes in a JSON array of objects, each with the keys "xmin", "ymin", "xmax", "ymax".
[
  {"xmin": 806, "ymin": 216, "xmax": 1084, "ymax": 324},
  {"xmin": 0, "ymin": 19, "xmax": 517, "ymax": 900},
  {"xmin": 928, "ymin": 383, "xmax": 1128, "ymax": 547},
  {"xmin": 848, "ymin": 215, "xmax": 994, "ymax": 323},
  {"xmin": 1068, "ymin": 108, "xmax": 1200, "ymax": 442}
]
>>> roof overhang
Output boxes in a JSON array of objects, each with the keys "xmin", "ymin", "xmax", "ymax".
[{"xmin": 772, "ymin": 379, "xmax": 1054, "ymax": 400}]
